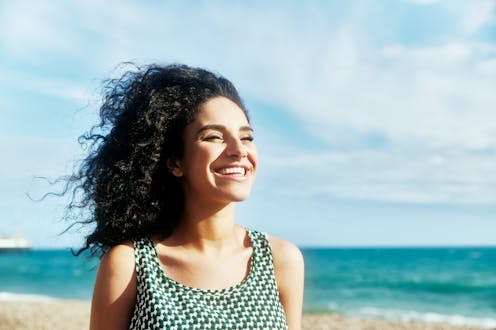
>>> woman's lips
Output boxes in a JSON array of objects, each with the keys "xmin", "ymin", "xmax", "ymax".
[
  {"xmin": 213, "ymin": 165, "xmax": 252, "ymax": 180},
  {"xmin": 217, "ymin": 166, "xmax": 246, "ymax": 176}
]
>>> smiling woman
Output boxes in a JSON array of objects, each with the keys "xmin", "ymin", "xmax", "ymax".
[
  {"xmin": 64, "ymin": 63, "xmax": 304, "ymax": 330},
  {"xmin": 174, "ymin": 97, "xmax": 258, "ymax": 205}
]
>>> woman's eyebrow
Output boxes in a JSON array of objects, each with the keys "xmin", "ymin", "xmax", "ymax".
[
  {"xmin": 196, "ymin": 124, "xmax": 253, "ymax": 135},
  {"xmin": 239, "ymin": 126, "xmax": 254, "ymax": 133},
  {"xmin": 196, "ymin": 124, "xmax": 224, "ymax": 136}
]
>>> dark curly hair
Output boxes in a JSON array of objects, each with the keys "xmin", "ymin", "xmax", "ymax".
[{"xmin": 66, "ymin": 63, "xmax": 248, "ymax": 257}]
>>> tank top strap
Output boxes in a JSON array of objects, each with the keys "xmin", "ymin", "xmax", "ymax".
[
  {"xmin": 132, "ymin": 237, "xmax": 161, "ymax": 295},
  {"xmin": 246, "ymin": 229, "xmax": 277, "ymax": 278}
]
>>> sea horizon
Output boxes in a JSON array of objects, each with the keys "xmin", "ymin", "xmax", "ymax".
[{"xmin": 22, "ymin": 243, "xmax": 496, "ymax": 250}]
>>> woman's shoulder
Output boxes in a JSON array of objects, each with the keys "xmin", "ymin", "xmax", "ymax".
[
  {"xmin": 91, "ymin": 242, "xmax": 137, "ymax": 329},
  {"xmin": 266, "ymin": 234, "xmax": 305, "ymax": 329},
  {"xmin": 99, "ymin": 242, "xmax": 136, "ymax": 276},
  {"xmin": 266, "ymin": 234, "xmax": 304, "ymax": 270},
  {"xmin": 104, "ymin": 241, "xmax": 135, "ymax": 257}
]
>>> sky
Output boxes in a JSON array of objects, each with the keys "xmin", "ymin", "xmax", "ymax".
[{"xmin": 1, "ymin": 0, "xmax": 495, "ymax": 248}]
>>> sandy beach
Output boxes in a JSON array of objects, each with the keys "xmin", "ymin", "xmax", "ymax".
[{"xmin": 0, "ymin": 300, "xmax": 489, "ymax": 330}]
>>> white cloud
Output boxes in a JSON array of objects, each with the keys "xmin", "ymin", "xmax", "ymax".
[
  {"xmin": 476, "ymin": 57, "xmax": 496, "ymax": 74},
  {"xmin": 259, "ymin": 146, "xmax": 496, "ymax": 204},
  {"xmin": 455, "ymin": 0, "xmax": 496, "ymax": 35},
  {"xmin": 407, "ymin": 0, "xmax": 439, "ymax": 4},
  {"xmin": 252, "ymin": 36, "xmax": 496, "ymax": 151},
  {"xmin": 406, "ymin": 0, "xmax": 496, "ymax": 35},
  {"xmin": 0, "ymin": 69, "xmax": 93, "ymax": 104},
  {"xmin": 2, "ymin": 2, "xmax": 81, "ymax": 61}
]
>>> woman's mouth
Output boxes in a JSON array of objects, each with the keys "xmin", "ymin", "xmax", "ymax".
[
  {"xmin": 217, "ymin": 167, "xmax": 246, "ymax": 175},
  {"xmin": 214, "ymin": 166, "xmax": 251, "ymax": 178}
]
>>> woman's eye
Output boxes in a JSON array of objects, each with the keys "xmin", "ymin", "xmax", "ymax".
[
  {"xmin": 241, "ymin": 136, "xmax": 254, "ymax": 142},
  {"xmin": 204, "ymin": 135, "xmax": 223, "ymax": 141}
]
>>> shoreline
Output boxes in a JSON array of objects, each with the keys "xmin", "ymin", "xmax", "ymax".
[{"xmin": 0, "ymin": 300, "xmax": 491, "ymax": 330}]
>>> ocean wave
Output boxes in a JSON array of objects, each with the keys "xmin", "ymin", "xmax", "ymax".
[
  {"xmin": 388, "ymin": 279, "xmax": 496, "ymax": 294},
  {"xmin": 0, "ymin": 292, "xmax": 59, "ymax": 302},
  {"xmin": 356, "ymin": 306, "xmax": 496, "ymax": 329}
]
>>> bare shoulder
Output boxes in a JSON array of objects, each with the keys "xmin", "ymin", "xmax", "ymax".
[
  {"xmin": 267, "ymin": 235, "xmax": 304, "ymax": 270},
  {"xmin": 94, "ymin": 241, "xmax": 136, "ymax": 298},
  {"xmin": 95, "ymin": 242, "xmax": 136, "ymax": 296},
  {"xmin": 100, "ymin": 242, "xmax": 135, "ymax": 272},
  {"xmin": 267, "ymin": 235, "xmax": 304, "ymax": 329},
  {"xmin": 90, "ymin": 242, "xmax": 137, "ymax": 330}
]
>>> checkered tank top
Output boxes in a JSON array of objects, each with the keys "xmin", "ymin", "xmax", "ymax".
[{"xmin": 129, "ymin": 230, "xmax": 288, "ymax": 329}]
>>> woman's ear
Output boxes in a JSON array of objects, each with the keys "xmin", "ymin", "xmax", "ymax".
[{"xmin": 167, "ymin": 158, "xmax": 183, "ymax": 177}]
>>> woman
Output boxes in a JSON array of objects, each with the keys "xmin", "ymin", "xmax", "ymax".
[{"xmin": 71, "ymin": 64, "xmax": 304, "ymax": 329}]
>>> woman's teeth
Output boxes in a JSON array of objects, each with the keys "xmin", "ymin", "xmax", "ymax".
[{"xmin": 218, "ymin": 167, "xmax": 245, "ymax": 175}]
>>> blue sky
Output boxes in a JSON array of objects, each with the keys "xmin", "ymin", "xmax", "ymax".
[{"xmin": 1, "ymin": 0, "xmax": 495, "ymax": 247}]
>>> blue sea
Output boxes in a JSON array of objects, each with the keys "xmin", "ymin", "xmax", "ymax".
[{"xmin": 1, "ymin": 247, "xmax": 495, "ymax": 328}]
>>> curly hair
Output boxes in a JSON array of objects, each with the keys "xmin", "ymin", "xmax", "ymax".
[{"xmin": 67, "ymin": 63, "xmax": 248, "ymax": 257}]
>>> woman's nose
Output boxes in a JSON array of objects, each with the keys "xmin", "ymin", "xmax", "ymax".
[{"xmin": 226, "ymin": 138, "xmax": 247, "ymax": 158}]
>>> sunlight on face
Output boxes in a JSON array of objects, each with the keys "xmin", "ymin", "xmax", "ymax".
[{"xmin": 175, "ymin": 97, "xmax": 258, "ymax": 205}]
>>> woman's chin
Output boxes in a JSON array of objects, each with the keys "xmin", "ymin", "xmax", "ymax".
[{"xmin": 217, "ymin": 189, "xmax": 252, "ymax": 203}]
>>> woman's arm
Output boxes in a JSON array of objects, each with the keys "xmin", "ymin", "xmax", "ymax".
[
  {"xmin": 269, "ymin": 236, "xmax": 305, "ymax": 330},
  {"xmin": 90, "ymin": 243, "xmax": 137, "ymax": 330}
]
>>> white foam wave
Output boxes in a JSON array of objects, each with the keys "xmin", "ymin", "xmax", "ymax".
[
  {"xmin": 357, "ymin": 306, "xmax": 496, "ymax": 329},
  {"xmin": 0, "ymin": 292, "xmax": 59, "ymax": 302}
]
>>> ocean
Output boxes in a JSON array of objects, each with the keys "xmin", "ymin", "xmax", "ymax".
[
  {"xmin": 303, "ymin": 247, "xmax": 496, "ymax": 328},
  {"xmin": 1, "ymin": 247, "xmax": 495, "ymax": 328}
]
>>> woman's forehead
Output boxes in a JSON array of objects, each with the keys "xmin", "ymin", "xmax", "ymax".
[{"xmin": 194, "ymin": 97, "xmax": 249, "ymax": 126}]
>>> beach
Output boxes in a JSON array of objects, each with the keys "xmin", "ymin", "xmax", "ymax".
[{"xmin": 0, "ymin": 300, "xmax": 488, "ymax": 330}]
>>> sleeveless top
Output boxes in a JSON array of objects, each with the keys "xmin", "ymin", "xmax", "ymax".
[{"xmin": 129, "ymin": 229, "xmax": 288, "ymax": 330}]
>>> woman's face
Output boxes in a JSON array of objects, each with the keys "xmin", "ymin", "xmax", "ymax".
[{"xmin": 172, "ymin": 96, "xmax": 258, "ymax": 205}]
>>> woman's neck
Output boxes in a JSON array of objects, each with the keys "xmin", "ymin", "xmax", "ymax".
[{"xmin": 168, "ymin": 200, "xmax": 241, "ymax": 254}]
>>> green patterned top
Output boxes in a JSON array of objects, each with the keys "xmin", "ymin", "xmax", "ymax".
[{"xmin": 129, "ymin": 229, "xmax": 288, "ymax": 329}]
